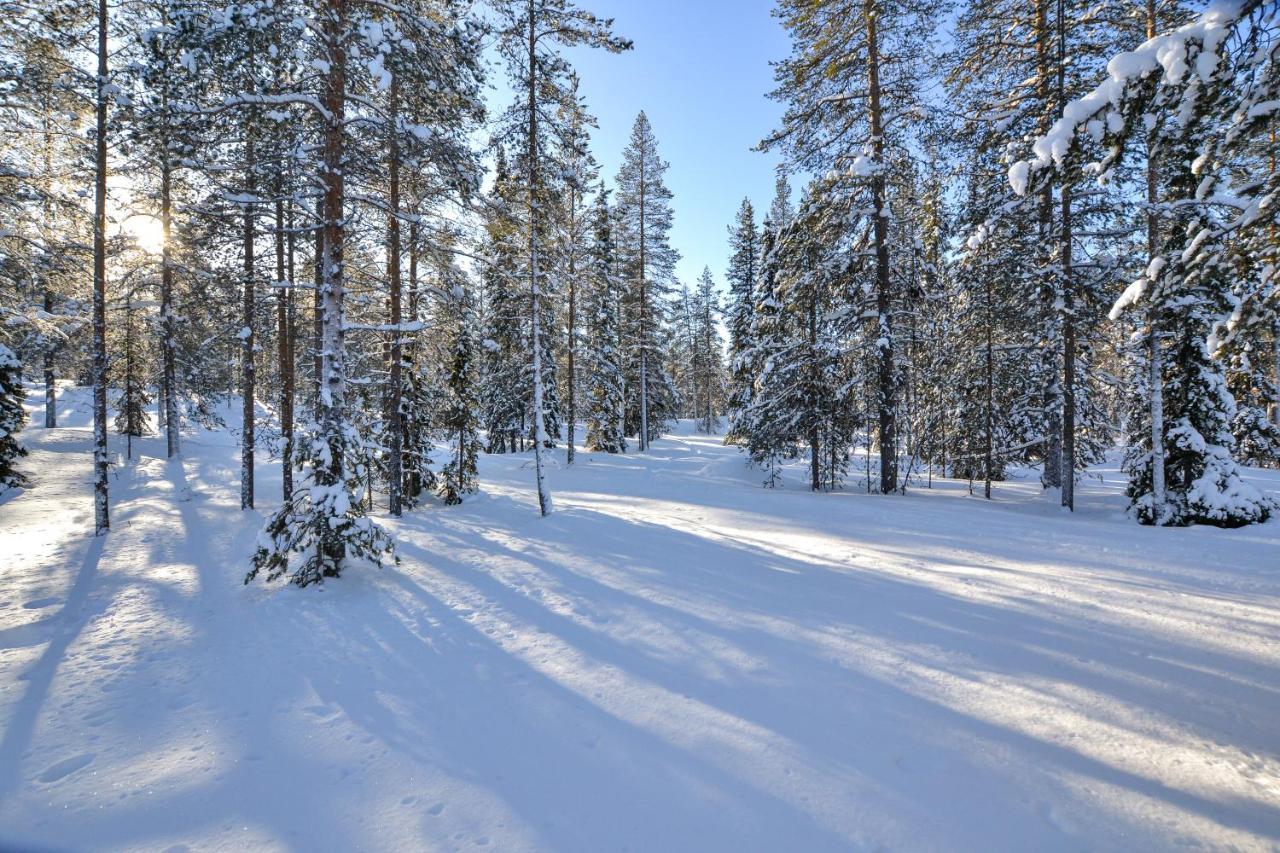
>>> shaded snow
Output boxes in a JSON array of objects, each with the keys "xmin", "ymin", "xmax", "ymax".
[{"xmin": 1, "ymin": 386, "xmax": 1279, "ymax": 851}]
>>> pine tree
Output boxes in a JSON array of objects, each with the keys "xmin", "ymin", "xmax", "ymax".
[
  {"xmin": 583, "ymin": 190, "xmax": 627, "ymax": 453},
  {"xmin": 0, "ymin": 344, "xmax": 28, "ymax": 490},
  {"xmin": 439, "ymin": 276, "xmax": 480, "ymax": 505},
  {"xmin": 492, "ymin": 0, "xmax": 629, "ymax": 515},
  {"xmin": 724, "ymin": 198, "xmax": 759, "ymax": 444},
  {"xmin": 691, "ymin": 267, "xmax": 723, "ymax": 433},
  {"xmin": 615, "ymin": 111, "xmax": 678, "ymax": 451},
  {"xmin": 1012, "ymin": 2, "xmax": 1276, "ymax": 526}
]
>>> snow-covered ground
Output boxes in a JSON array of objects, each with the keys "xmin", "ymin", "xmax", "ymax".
[{"xmin": 2, "ymin": 384, "xmax": 1278, "ymax": 852}]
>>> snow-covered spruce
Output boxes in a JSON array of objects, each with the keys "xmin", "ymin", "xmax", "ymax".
[
  {"xmin": 583, "ymin": 188, "xmax": 627, "ymax": 454},
  {"xmin": 0, "ymin": 344, "xmax": 28, "ymax": 490},
  {"xmin": 246, "ymin": 422, "xmax": 395, "ymax": 586}
]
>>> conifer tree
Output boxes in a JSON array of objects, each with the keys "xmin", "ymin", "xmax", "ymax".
[
  {"xmin": 615, "ymin": 111, "xmax": 678, "ymax": 451},
  {"xmin": 764, "ymin": 0, "xmax": 942, "ymax": 493},
  {"xmin": 0, "ymin": 344, "xmax": 28, "ymax": 490},
  {"xmin": 439, "ymin": 274, "xmax": 480, "ymax": 505},
  {"xmin": 1012, "ymin": 1, "xmax": 1276, "ymax": 526},
  {"xmin": 724, "ymin": 198, "xmax": 759, "ymax": 444},
  {"xmin": 583, "ymin": 190, "xmax": 627, "ymax": 453},
  {"xmin": 492, "ymin": 0, "xmax": 629, "ymax": 514}
]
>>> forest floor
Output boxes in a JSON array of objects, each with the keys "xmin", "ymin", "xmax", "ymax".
[{"xmin": 1, "ymin": 384, "xmax": 1279, "ymax": 852}]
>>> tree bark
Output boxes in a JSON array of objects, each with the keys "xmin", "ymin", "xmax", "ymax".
[
  {"xmin": 866, "ymin": 0, "xmax": 896, "ymax": 494},
  {"xmin": 241, "ymin": 136, "xmax": 256, "ymax": 510},
  {"xmin": 318, "ymin": 0, "xmax": 349, "ymax": 566},
  {"xmin": 527, "ymin": 0, "xmax": 551, "ymax": 515},
  {"xmin": 92, "ymin": 0, "xmax": 109, "ymax": 534},
  {"xmin": 1036, "ymin": 0, "xmax": 1062, "ymax": 491},
  {"xmin": 638, "ymin": 152, "xmax": 648, "ymax": 452},
  {"xmin": 386, "ymin": 71, "xmax": 403, "ymax": 516},
  {"xmin": 276, "ymin": 194, "xmax": 293, "ymax": 502},
  {"xmin": 1058, "ymin": 0, "xmax": 1075, "ymax": 511},
  {"xmin": 1145, "ymin": 0, "xmax": 1166, "ymax": 522}
]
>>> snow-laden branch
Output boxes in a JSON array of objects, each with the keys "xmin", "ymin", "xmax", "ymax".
[{"xmin": 1008, "ymin": 1, "xmax": 1245, "ymax": 196}]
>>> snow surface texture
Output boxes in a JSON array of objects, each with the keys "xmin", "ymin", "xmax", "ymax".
[{"xmin": 1, "ymin": 385, "xmax": 1279, "ymax": 852}]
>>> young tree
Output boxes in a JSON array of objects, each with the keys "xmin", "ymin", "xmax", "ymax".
[
  {"xmin": 724, "ymin": 198, "xmax": 759, "ymax": 444},
  {"xmin": 615, "ymin": 111, "xmax": 678, "ymax": 451},
  {"xmin": 1012, "ymin": 1, "xmax": 1277, "ymax": 526},
  {"xmin": 438, "ymin": 272, "xmax": 480, "ymax": 505},
  {"xmin": 0, "ymin": 344, "xmax": 28, "ymax": 490},
  {"xmin": 764, "ymin": 0, "xmax": 942, "ymax": 494},
  {"xmin": 691, "ymin": 267, "xmax": 723, "ymax": 433},
  {"xmin": 492, "ymin": 0, "xmax": 629, "ymax": 514},
  {"xmin": 583, "ymin": 190, "xmax": 627, "ymax": 453}
]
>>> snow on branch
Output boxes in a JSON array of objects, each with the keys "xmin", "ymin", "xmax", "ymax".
[{"xmin": 1008, "ymin": 1, "xmax": 1244, "ymax": 196}]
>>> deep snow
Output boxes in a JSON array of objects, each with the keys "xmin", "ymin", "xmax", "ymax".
[{"xmin": 1, "ymin": 384, "xmax": 1278, "ymax": 852}]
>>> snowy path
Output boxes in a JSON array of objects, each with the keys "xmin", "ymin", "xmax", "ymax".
[{"xmin": 2, "ymin": 392, "xmax": 1279, "ymax": 851}]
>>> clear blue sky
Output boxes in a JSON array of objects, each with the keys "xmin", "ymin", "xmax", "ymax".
[{"xmin": 561, "ymin": 0, "xmax": 791, "ymax": 296}]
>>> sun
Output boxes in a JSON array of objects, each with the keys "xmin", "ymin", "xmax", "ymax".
[{"xmin": 126, "ymin": 215, "xmax": 166, "ymax": 255}]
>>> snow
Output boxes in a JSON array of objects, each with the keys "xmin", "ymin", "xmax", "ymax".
[
  {"xmin": 2, "ymin": 386, "xmax": 1279, "ymax": 851},
  {"xmin": 1009, "ymin": 1, "xmax": 1244, "ymax": 194}
]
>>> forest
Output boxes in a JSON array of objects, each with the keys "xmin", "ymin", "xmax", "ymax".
[{"xmin": 1, "ymin": 0, "xmax": 1278, "ymax": 850}]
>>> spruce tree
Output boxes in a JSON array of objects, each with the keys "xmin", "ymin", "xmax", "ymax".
[
  {"xmin": 724, "ymin": 199, "xmax": 759, "ymax": 444},
  {"xmin": 615, "ymin": 111, "xmax": 678, "ymax": 451},
  {"xmin": 583, "ymin": 190, "xmax": 627, "ymax": 453},
  {"xmin": 439, "ymin": 274, "xmax": 480, "ymax": 505},
  {"xmin": 0, "ymin": 344, "xmax": 28, "ymax": 490}
]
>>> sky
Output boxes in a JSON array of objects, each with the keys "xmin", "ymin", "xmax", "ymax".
[{"xmin": 556, "ymin": 0, "xmax": 792, "ymax": 296}]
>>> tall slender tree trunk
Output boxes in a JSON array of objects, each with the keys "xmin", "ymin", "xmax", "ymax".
[
  {"xmin": 313, "ymin": 194, "xmax": 324, "ymax": 416},
  {"xmin": 527, "ymin": 0, "xmax": 551, "ymax": 515},
  {"xmin": 985, "ymin": 270, "xmax": 995, "ymax": 500},
  {"xmin": 92, "ymin": 0, "xmax": 109, "ymax": 534},
  {"xmin": 318, "ymin": 0, "xmax": 349, "ymax": 566},
  {"xmin": 809, "ymin": 284, "xmax": 820, "ymax": 492},
  {"xmin": 567, "ymin": 186, "xmax": 577, "ymax": 465},
  {"xmin": 1036, "ymin": 0, "xmax": 1062, "ymax": 491},
  {"xmin": 242, "ymin": 136, "xmax": 256, "ymax": 510},
  {"xmin": 386, "ymin": 72, "xmax": 403, "ymax": 516},
  {"xmin": 866, "ymin": 0, "xmax": 896, "ymax": 494},
  {"xmin": 276, "ymin": 195, "xmax": 293, "ymax": 502},
  {"xmin": 41, "ymin": 123, "xmax": 57, "ymax": 429},
  {"xmin": 43, "ymin": 289, "xmax": 56, "ymax": 428},
  {"xmin": 638, "ymin": 156, "xmax": 649, "ymax": 452},
  {"xmin": 160, "ymin": 162, "xmax": 180, "ymax": 457},
  {"xmin": 1058, "ymin": 0, "xmax": 1075, "ymax": 511},
  {"xmin": 1145, "ymin": 0, "xmax": 1167, "ymax": 522}
]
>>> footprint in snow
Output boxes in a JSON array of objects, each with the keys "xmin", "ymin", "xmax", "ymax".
[{"xmin": 37, "ymin": 753, "xmax": 94, "ymax": 784}]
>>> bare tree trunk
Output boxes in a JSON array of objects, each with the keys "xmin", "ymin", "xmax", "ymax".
[
  {"xmin": 1144, "ymin": 0, "xmax": 1166, "ymax": 522},
  {"xmin": 866, "ymin": 0, "xmax": 896, "ymax": 494},
  {"xmin": 276, "ymin": 195, "xmax": 293, "ymax": 502},
  {"xmin": 41, "ymin": 123, "xmax": 58, "ymax": 429},
  {"xmin": 318, "ymin": 0, "xmax": 349, "ymax": 567},
  {"xmin": 241, "ymin": 138, "xmax": 256, "ymax": 510},
  {"xmin": 92, "ymin": 0, "xmax": 109, "ymax": 534},
  {"xmin": 809, "ymin": 286, "xmax": 820, "ymax": 492},
  {"xmin": 1036, "ymin": 0, "xmax": 1062, "ymax": 491},
  {"xmin": 160, "ymin": 162, "xmax": 180, "ymax": 456},
  {"xmin": 638, "ymin": 156, "xmax": 649, "ymax": 452},
  {"xmin": 1058, "ymin": 0, "xmax": 1075, "ymax": 511},
  {"xmin": 527, "ymin": 0, "xmax": 551, "ymax": 515},
  {"xmin": 985, "ymin": 268, "xmax": 994, "ymax": 500},
  {"xmin": 567, "ymin": 184, "xmax": 577, "ymax": 465},
  {"xmin": 386, "ymin": 72, "xmax": 403, "ymax": 516},
  {"xmin": 43, "ymin": 289, "xmax": 56, "ymax": 428},
  {"xmin": 313, "ymin": 194, "xmax": 324, "ymax": 417}
]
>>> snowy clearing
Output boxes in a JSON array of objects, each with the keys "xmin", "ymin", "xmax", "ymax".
[{"xmin": 1, "ymin": 386, "xmax": 1279, "ymax": 852}]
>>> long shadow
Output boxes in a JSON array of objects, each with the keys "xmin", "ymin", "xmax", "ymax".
[
  {"xmin": 391, "ymin": 502, "xmax": 1280, "ymax": 843},
  {"xmin": 0, "ymin": 534, "xmax": 106, "ymax": 804}
]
